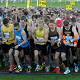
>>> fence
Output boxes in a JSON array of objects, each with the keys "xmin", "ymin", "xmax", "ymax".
[{"xmin": 0, "ymin": 0, "xmax": 80, "ymax": 3}]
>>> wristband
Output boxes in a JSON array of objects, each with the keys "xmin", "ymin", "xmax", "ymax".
[
  {"xmin": 18, "ymin": 44, "xmax": 20, "ymax": 47},
  {"xmin": 70, "ymin": 39, "xmax": 73, "ymax": 42},
  {"xmin": 58, "ymin": 38, "xmax": 61, "ymax": 42}
]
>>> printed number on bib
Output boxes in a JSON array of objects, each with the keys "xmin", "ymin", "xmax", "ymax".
[
  {"xmin": 37, "ymin": 37, "xmax": 44, "ymax": 45},
  {"xmin": 4, "ymin": 33, "xmax": 11, "ymax": 39},
  {"xmin": 16, "ymin": 36, "xmax": 22, "ymax": 41},
  {"xmin": 51, "ymin": 36, "xmax": 58, "ymax": 41},
  {"xmin": 65, "ymin": 34, "xmax": 74, "ymax": 46},
  {"xmin": 65, "ymin": 34, "xmax": 73, "ymax": 41}
]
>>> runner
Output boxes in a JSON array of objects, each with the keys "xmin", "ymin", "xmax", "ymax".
[
  {"xmin": 1, "ymin": 18, "xmax": 15, "ymax": 72},
  {"xmin": 60, "ymin": 20, "xmax": 79, "ymax": 74},
  {"xmin": 48, "ymin": 19, "xmax": 61, "ymax": 73},
  {"xmin": 20, "ymin": 15, "xmax": 31, "ymax": 72},
  {"xmin": 32, "ymin": 20, "xmax": 49, "ymax": 72},
  {"xmin": 13, "ymin": 22, "xmax": 30, "ymax": 73}
]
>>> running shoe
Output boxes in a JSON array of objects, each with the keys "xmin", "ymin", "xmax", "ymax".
[
  {"xmin": 27, "ymin": 67, "xmax": 31, "ymax": 73},
  {"xmin": 56, "ymin": 68, "xmax": 60, "ymax": 73},
  {"xmin": 12, "ymin": 65, "xmax": 17, "ymax": 70},
  {"xmin": 39, "ymin": 64, "xmax": 45, "ymax": 70},
  {"xmin": 45, "ymin": 67, "xmax": 50, "ymax": 73},
  {"xmin": 15, "ymin": 68, "xmax": 22, "ymax": 73},
  {"xmin": 35, "ymin": 65, "xmax": 40, "ymax": 71},
  {"xmin": 53, "ymin": 68, "xmax": 57, "ymax": 72},
  {"xmin": 75, "ymin": 65, "xmax": 79, "ymax": 72},
  {"xmin": 9, "ymin": 67, "xmax": 12, "ymax": 73},
  {"xmin": 64, "ymin": 69, "xmax": 70, "ymax": 74}
]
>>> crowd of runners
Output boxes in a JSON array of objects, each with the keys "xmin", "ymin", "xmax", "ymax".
[{"xmin": 0, "ymin": 6, "xmax": 80, "ymax": 74}]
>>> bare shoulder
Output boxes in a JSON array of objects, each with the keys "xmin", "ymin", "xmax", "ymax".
[
  {"xmin": 34, "ymin": 27, "xmax": 38, "ymax": 31},
  {"xmin": 78, "ymin": 23, "xmax": 80, "ymax": 28},
  {"xmin": 44, "ymin": 24, "xmax": 48, "ymax": 29},
  {"xmin": 44, "ymin": 28, "xmax": 48, "ymax": 34},
  {"xmin": 27, "ymin": 26, "xmax": 31, "ymax": 31},
  {"xmin": 72, "ymin": 26, "xmax": 76, "ymax": 31},
  {"xmin": 1, "ymin": 25, "xmax": 3, "ymax": 30},
  {"xmin": 21, "ymin": 30, "xmax": 25, "ymax": 35},
  {"xmin": 32, "ymin": 27, "xmax": 38, "ymax": 33},
  {"xmin": 57, "ymin": 27, "xmax": 61, "ymax": 31}
]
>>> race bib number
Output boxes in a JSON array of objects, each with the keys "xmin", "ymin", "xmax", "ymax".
[
  {"xmin": 37, "ymin": 37, "xmax": 44, "ymax": 45},
  {"xmin": 16, "ymin": 36, "xmax": 21, "ymax": 41},
  {"xmin": 67, "ymin": 43, "xmax": 74, "ymax": 46},
  {"xmin": 4, "ymin": 33, "xmax": 11, "ymax": 39},
  {"xmin": 65, "ymin": 34, "xmax": 73, "ymax": 41},
  {"xmin": 51, "ymin": 36, "xmax": 58, "ymax": 41},
  {"xmin": 65, "ymin": 34, "xmax": 74, "ymax": 46}
]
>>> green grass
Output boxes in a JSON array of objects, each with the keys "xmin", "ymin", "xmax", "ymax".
[
  {"xmin": 0, "ymin": 74, "xmax": 80, "ymax": 80},
  {"xmin": 0, "ymin": 2, "xmax": 80, "ymax": 8},
  {"xmin": 0, "ymin": 62, "xmax": 80, "ymax": 80},
  {"xmin": 0, "ymin": 1, "xmax": 80, "ymax": 80}
]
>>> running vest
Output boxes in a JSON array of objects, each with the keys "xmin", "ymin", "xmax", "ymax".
[
  {"xmin": 36, "ymin": 27, "xmax": 46, "ymax": 45},
  {"xmin": 19, "ymin": 23, "xmax": 29, "ymax": 38},
  {"xmin": 24, "ymin": 24, "xmax": 29, "ymax": 38},
  {"xmin": 32, "ymin": 21, "xmax": 35, "ymax": 29},
  {"xmin": 49, "ymin": 27, "xmax": 59, "ymax": 49},
  {"xmin": 63, "ymin": 25, "xmax": 77, "ymax": 47},
  {"xmin": 14, "ymin": 28, "xmax": 30, "ymax": 48},
  {"xmin": 2, "ymin": 24, "xmax": 15, "ymax": 45}
]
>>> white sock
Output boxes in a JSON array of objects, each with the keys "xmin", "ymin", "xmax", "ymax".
[
  {"xmin": 42, "ymin": 62, "xmax": 45, "ymax": 65},
  {"xmin": 66, "ymin": 67, "xmax": 69, "ymax": 69},
  {"xmin": 56, "ymin": 67, "xmax": 59, "ymax": 68},
  {"xmin": 45, "ymin": 66, "xmax": 49, "ymax": 69},
  {"xmin": 37, "ymin": 65, "xmax": 39, "ymax": 67},
  {"xmin": 18, "ymin": 65, "xmax": 21, "ymax": 68},
  {"xmin": 28, "ymin": 66, "xmax": 31, "ymax": 68}
]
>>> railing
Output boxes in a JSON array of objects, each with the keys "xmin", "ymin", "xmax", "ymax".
[{"xmin": 0, "ymin": 0, "xmax": 80, "ymax": 3}]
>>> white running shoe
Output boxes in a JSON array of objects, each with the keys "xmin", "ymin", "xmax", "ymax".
[
  {"xmin": 45, "ymin": 67, "xmax": 50, "ymax": 73},
  {"xmin": 64, "ymin": 69, "xmax": 70, "ymax": 74},
  {"xmin": 75, "ymin": 65, "xmax": 79, "ymax": 72},
  {"xmin": 35, "ymin": 65, "xmax": 40, "ymax": 72}
]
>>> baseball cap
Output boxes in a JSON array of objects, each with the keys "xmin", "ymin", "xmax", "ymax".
[{"xmin": 56, "ymin": 19, "xmax": 62, "ymax": 28}]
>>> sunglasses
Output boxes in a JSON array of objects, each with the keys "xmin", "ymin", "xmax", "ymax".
[
  {"xmin": 14, "ymin": 28, "xmax": 19, "ymax": 30},
  {"xmin": 9, "ymin": 19, "xmax": 11, "ymax": 20}
]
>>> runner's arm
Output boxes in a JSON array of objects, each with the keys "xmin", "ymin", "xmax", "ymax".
[
  {"xmin": 18, "ymin": 31, "xmax": 27, "ymax": 46},
  {"xmin": 1, "ymin": 26, "xmax": 7, "ymax": 41},
  {"xmin": 72, "ymin": 26, "xmax": 79, "ymax": 41},
  {"xmin": 78, "ymin": 23, "xmax": 80, "ymax": 39},
  {"xmin": 8, "ymin": 27, "xmax": 15, "ymax": 41}
]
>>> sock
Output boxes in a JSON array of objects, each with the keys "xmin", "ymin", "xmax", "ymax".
[
  {"xmin": 37, "ymin": 65, "xmax": 39, "ymax": 67},
  {"xmin": 45, "ymin": 66, "xmax": 49, "ymax": 69},
  {"xmin": 56, "ymin": 67, "xmax": 59, "ymax": 68},
  {"xmin": 4, "ymin": 57, "xmax": 8, "ymax": 66},
  {"xmin": 66, "ymin": 67, "xmax": 69, "ymax": 69},
  {"xmin": 18, "ymin": 65, "xmax": 21, "ymax": 68}
]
